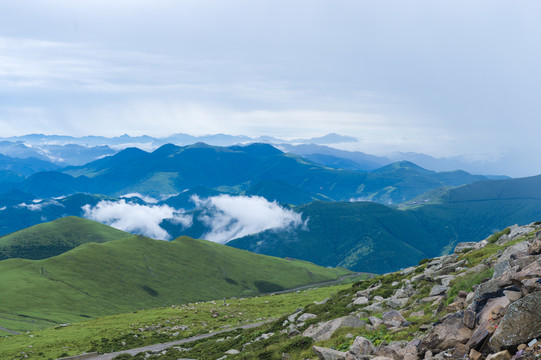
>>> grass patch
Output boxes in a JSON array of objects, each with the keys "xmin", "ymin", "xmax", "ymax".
[{"xmin": 0, "ymin": 283, "xmax": 352, "ymax": 359}]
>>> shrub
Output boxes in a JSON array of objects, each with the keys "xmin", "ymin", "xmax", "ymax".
[{"xmin": 487, "ymin": 227, "xmax": 511, "ymax": 244}]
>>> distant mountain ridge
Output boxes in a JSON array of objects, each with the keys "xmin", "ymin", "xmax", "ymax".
[{"xmin": 14, "ymin": 143, "xmax": 491, "ymax": 205}]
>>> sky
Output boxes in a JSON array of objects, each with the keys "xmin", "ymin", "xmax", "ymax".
[{"xmin": 1, "ymin": 1, "xmax": 541, "ymax": 175}]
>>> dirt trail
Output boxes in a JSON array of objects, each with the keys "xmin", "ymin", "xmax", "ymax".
[
  {"xmin": 0, "ymin": 326, "xmax": 18, "ymax": 335},
  {"xmin": 84, "ymin": 320, "xmax": 273, "ymax": 360}
]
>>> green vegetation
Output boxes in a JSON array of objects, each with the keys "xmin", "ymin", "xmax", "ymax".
[
  {"xmin": 0, "ymin": 284, "xmax": 352, "ymax": 359},
  {"xmin": 487, "ymin": 227, "xmax": 511, "ymax": 243},
  {"xmin": 0, "ymin": 216, "xmax": 132, "ymax": 260},
  {"xmin": 0, "ymin": 218, "xmax": 350, "ymax": 333}
]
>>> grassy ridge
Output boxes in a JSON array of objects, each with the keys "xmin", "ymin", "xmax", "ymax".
[
  {"xmin": 0, "ymin": 221, "xmax": 350, "ymax": 332},
  {"xmin": 0, "ymin": 216, "xmax": 132, "ymax": 260}
]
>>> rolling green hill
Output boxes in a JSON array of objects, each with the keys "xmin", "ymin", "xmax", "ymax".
[
  {"xmin": 0, "ymin": 216, "xmax": 133, "ymax": 260},
  {"xmin": 0, "ymin": 217, "xmax": 350, "ymax": 332}
]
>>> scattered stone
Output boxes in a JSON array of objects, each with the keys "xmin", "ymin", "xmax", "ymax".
[
  {"xmin": 451, "ymin": 343, "xmax": 470, "ymax": 359},
  {"xmin": 503, "ymin": 289, "xmax": 522, "ymax": 302},
  {"xmin": 297, "ymin": 313, "xmax": 317, "ymax": 322},
  {"xmin": 312, "ymin": 345, "xmax": 347, "ymax": 360},
  {"xmin": 429, "ymin": 285, "xmax": 449, "ymax": 297},
  {"xmin": 303, "ymin": 316, "xmax": 364, "ymax": 342},
  {"xmin": 463, "ymin": 309, "xmax": 476, "ymax": 329},
  {"xmin": 469, "ymin": 348, "xmax": 483, "ymax": 360},
  {"xmin": 419, "ymin": 312, "xmax": 473, "ymax": 355},
  {"xmin": 349, "ymin": 336, "xmax": 376, "ymax": 356},
  {"xmin": 382, "ymin": 310, "xmax": 407, "ymax": 328},
  {"xmin": 369, "ymin": 316, "xmax": 384, "ymax": 327},
  {"xmin": 489, "ymin": 292, "xmax": 541, "ymax": 350},
  {"xmin": 485, "ymin": 350, "xmax": 511, "ymax": 360},
  {"xmin": 353, "ymin": 296, "xmax": 369, "ymax": 306},
  {"xmin": 454, "ymin": 242, "xmax": 478, "ymax": 254},
  {"xmin": 225, "ymin": 349, "xmax": 240, "ymax": 355},
  {"xmin": 402, "ymin": 266, "xmax": 417, "ymax": 275},
  {"xmin": 528, "ymin": 238, "xmax": 541, "ymax": 255}
]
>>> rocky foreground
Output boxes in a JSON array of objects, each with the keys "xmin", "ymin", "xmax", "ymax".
[{"xmin": 277, "ymin": 223, "xmax": 541, "ymax": 360}]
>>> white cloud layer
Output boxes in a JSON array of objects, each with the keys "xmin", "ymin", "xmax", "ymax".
[
  {"xmin": 82, "ymin": 200, "xmax": 192, "ymax": 240},
  {"xmin": 192, "ymin": 194, "xmax": 305, "ymax": 244}
]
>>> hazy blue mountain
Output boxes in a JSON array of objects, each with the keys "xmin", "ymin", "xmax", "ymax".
[
  {"xmin": 0, "ymin": 153, "xmax": 59, "ymax": 177},
  {"xmin": 278, "ymin": 143, "xmax": 387, "ymax": 171},
  {"xmin": 7, "ymin": 143, "xmax": 487, "ymax": 205}
]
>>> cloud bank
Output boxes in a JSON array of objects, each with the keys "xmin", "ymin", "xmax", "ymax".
[
  {"xmin": 82, "ymin": 199, "xmax": 192, "ymax": 240},
  {"xmin": 192, "ymin": 194, "xmax": 305, "ymax": 244}
]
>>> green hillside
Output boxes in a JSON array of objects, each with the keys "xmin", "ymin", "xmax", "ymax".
[
  {"xmin": 0, "ymin": 218, "xmax": 350, "ymax": 332},
  {"xmin": 230, "ymin": 176, "xmax": 541, "ymax": 274},
  {"xmin": 0, "ymin": 216, "xmax": 132, "ymax": 260},
  {"xmin": 229, "ymin": 201, "xmax": 456, "ymax": 274}
]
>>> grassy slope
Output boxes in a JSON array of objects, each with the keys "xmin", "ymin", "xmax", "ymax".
[
  {"xmin": 0, "ymin": 283, "xmax": 358, "ymax": 359},
  {"xmin": 0, "ymin": 232, "xmax": 349, "ymax": 332},
  {"xmin": 0, "ymin": 216, "xmax": 132, "ymax": 260}
]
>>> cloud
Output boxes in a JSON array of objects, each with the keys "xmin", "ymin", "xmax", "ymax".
[
  {"xmin": 82, "ymin": 199, "xmax": 192, "ymax": 240},
  {"xmin": 120, "ymin": 193, "xmax": 159, "ymax": 204},
  {"xmin": 192, "ymin": 194, "xmax": 305, "ymax": 244},
  {"xmin": 17, "ymin": 199, "xmax": 64, "ymax": 211}
]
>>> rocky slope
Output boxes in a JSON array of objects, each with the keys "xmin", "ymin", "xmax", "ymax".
[{"xmin": 275, "ymin": 222, "xmax": 541, "ymax": 360}]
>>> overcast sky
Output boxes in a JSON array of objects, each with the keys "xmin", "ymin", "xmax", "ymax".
[{"xmin": 1, "ymin": 1, "xmax": 540, "ymax": 175}]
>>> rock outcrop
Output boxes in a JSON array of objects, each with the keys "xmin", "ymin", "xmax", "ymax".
[{"xmin": 284, "ymin": 222, "xmax": 541, "ymax": 360}]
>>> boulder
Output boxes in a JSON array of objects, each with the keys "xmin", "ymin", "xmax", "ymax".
[
  {"xmin": 312, "ymin": 346, "xmax": 347, "ymax": 360},
  {"xmin": 303, "ymin": 316, "xmax": 363, "ymax": 342},
  {"xmin": 369, "ymin": 316, "xmax": 384, "ymax": 327},
  {"xmin": 489, "ymin": 292, "xmax": 541, "ymax": 350},
  {"xmin": 349, "ymin": 336, "xmax": 376, "ymax": 357},
  {"xmin": 419, "ymin": 311, "xmax": 473, "ymax": 355},
  {"xmin": 454, "ymin": 242, "xmax": 478, "ymax": 254},
  {"xmin": 381, "ymin": 310, "xmax": 406, "ymax": 328},
  {"xmin": 429, "ymin": 285, "xmax": 449, "ymax": 297},
  {"xmin": 353, "ymin": 296, "xmax": 369, "ymax": 306},
  {"xmin": 486, "ymin": 350, "xmax": 511, "ymax": 360},
  {"xmin": 528, "ymin": 238, "xmax": 541, "ymax": 255},
  {"xmin": 463, "ymin": 309, "xmax": 476, "ymax": 329},
  {"xmin": 451, "ymin": 343, "xmax": 470, "ymax": 359},
  {"xmin": 297, "ymin": 313, "xmax": 317, "ymax": 322},
  {"xmin": 375, "ymin": 345, "xmax": 400, "ymax": 360}
]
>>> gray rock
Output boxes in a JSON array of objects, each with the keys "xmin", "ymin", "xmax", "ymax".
[
  {"xmin": 349, "ymin": 336, "xmax": 376, "ymax": 356},
  {"xmin": 225, "ymin": 349, "xmax": 240, "ymax": 355},
  {"xmin": 297, "ymin": 313, "xmax": 317, "ymax": 322},
  {"xmin": 288, "ymin": 310, "xmax": 303, "ymax": 323},
  {"xmin": 312, "ymin": 346, "xmax": 347, "ymax": 360},
  {"xmin": 419, "ymin": 311, "xmax": 473, "ymax": 355},
  {"xmin": 434, "ymin": 275, "xmax": 455, "ymax": 287},
  {"xmin": 382, "ymin": 310, "xmax": 406, "ymax": 328},
  {"xmin": 401, "ymin": 266, "xmax": 417, "ymax": 275},
  {"xmin": 463, "ymin": 309, "xmax": 476, "ymax": 329},
  {"xmin": 503, "ymin": 289, "xmax": 522, "ymax": 302},
  {"xmin": 411, "ymin": 273, "xmax": 426, "ymax": 282},
  {"xmin": 352, "ymin": 296, "xmax": 369, "ymax": 306},
  {"xmin": 472, "ymin": 278, "xmax": 501, "ymax": 302},
  {"xmin": 386, "ymin": 298, "xmax": 408, "ymax": 309},
  {"xmin": 429, "ymin": 285, "xmax": 449, "ymax": 297},
  {"xmin": 489, "ymin": 292, "xmax": 541, "ymax": 350},
  {"xmin": 454, "ymin": 242, "xmax": 477, "ymax": 254},
  {"xmin": 303, "ymin": 316, "xmax": 363, "ymax": 342},
  {"xmin": 493, "ymin": 259, "xmax": 511, "ymax": 279},
  {"xmin": 369, "ymin": 316, "xmax": 384, "ymax": 327}
]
